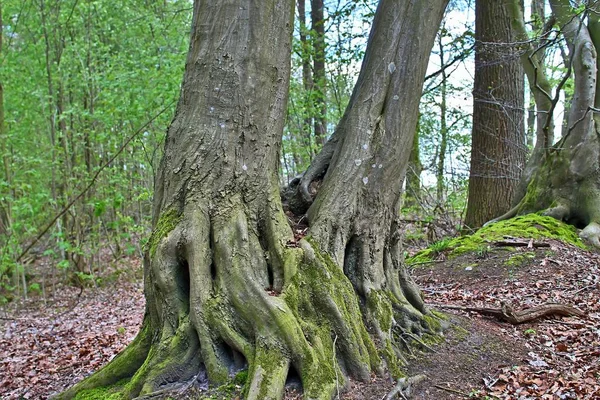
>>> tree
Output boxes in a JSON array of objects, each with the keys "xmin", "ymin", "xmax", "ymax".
[
  {"xmin": 311, "ymin": 0, "xmax": 327, "ymax": 145},
  {"xmin": 59, "ymin": 0, "xmax": 448, "ymax": 399},
  {"xmin": 0, "ymin": 0, "xmax": 8, "ymax": 236},
  {"xmin": 464, "ymin": 0, "xmax": 526, "ymax": 229},
  {"xmin": 493, "ymin": 0, "xmax": 600, "ymax": 247}
]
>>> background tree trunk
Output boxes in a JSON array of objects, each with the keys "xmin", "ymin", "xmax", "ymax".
[
  {"xmin": 298, "ymin": 0, "xmax": 316, "ymax": 161},
  {"xmin": 464, "ymin": 0, "xmax": 526, "ymax": 229},
  {"xmin": 404, "ymin": 123, "xmax": 423, "ymax": 209},
  {"xmin": 311, "ymin": 0, "xmax": 327, "ymax": 145},
  {"xmin": 0, "ymin": 0, "xmax": 9, "ymax": 235}
]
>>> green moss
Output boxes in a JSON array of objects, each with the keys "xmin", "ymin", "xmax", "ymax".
[
  {"xmin": 146, "ymin": 209, "xmax": 182, "ymax": 257},
  {"xmin": 407, "ymin": 214, "xmax": 586, "ymax": 266},
  {"xmin": 199, "ymin": 376, "xmax": 246, "ymax": 400},
  {"xmin": 421, "ymin": 333, "xmax": 444, "ymax": 347},
  {"xmin": 504, "ymin": 252, "xmax": 536, "ymax": 267},
  {"xmin": 281, "ymin": 237, "xmax": 381, "ymax": 397},
  {"xmin": 422, "ymin": 313, "xmax": 443, "ymax": 332},
  {"xmin": 450, "ymin": 324, "xmax": 469, "ymax": 341},
  {"xmin": 380, "ymin": 340, "xmax": 404, "ymax": 379},
  {"xmin": 233, "ymin": 370, "xmax": 248, "ymax": 386},
  {"xmin": 366, "ymin": 290, "xmax": 394, "ymax": 333},
  {"xmin": 73, "ymin": 379, "xmax": 128, "ymax": 400}
]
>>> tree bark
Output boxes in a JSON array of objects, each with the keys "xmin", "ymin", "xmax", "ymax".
[
  {"xmin": 405, "ymin": 122, "xmax": 423, "ymax": 209},
  {"xmin": 436, "ymin": 32, "xmax": 449, "ymax": 204},
  {"xmin": 464, "ymin": 0, "xmax": 526, "ymax": 229},
  {"xmin": 59, "ymin": 1, "xmax": 448, "ymax": 399},
  {"xmin": 0, "ymin": 0, "xmax": 9, "ymax": 235},
  {"xmin": 507, "ymin": 0, "xmax": 555, "ymax": 204}
]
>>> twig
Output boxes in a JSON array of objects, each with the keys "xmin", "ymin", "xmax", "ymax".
[
  {"xmin": 571, "ymin": 283, "xmax": 598, "ymax": 295},
  {"xmin": 430, "ymin": 302, "xmax": 586, "ymax": 324},
  {"xmin": 0, "ymin": 286, "xmax": 84, "ymax": 322},
  {"xmin": 333, "ymin": 334, "xmax": 340, "ymax": 400},
  {"xmin": 402, "ymin": 331, "xmax": 437, "ymax": 353},
  {"xmin": 491, "ymin": 240, "xmax": 549, "ymax": 247}
]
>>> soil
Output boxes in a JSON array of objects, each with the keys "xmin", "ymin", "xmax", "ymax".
[{"xmin": 1, "ymin": 237, "xmax": 598, "ymax": 399}]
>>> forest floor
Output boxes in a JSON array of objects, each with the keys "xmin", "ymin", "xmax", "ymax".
[{"xmin": 0, "ymin": 237, "xmax": 599, "ymax": 399}]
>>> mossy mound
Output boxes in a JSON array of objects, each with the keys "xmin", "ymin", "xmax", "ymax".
[{"xmin": 407, "ymin": 214, "xmax": 586, "ymax": 266}]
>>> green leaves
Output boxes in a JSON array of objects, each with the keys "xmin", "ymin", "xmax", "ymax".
[{"xmin": 0, "ymin": 0, "xmax": 191, "ymax": 298}]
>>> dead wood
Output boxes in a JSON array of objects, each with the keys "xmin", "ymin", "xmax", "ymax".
[
  {"xmin": 491, "ymin": 240, "xmax": 550, "ymax": 248},
  {"xmin": 432, "ymin": 302, "xmax": 586, "ymax": 324}
]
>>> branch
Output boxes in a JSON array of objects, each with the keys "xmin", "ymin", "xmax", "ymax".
[{"xmin": 424, "ymin": 44, "xmax": 474, "ymax": 82}]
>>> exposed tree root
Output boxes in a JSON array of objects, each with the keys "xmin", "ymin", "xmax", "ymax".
[
  {"xmin": 434, "ymin": 302, "xmax": 586, "ymax": 324},
  {"xmin": 56, "ymin": 197, "xmax": 445, "ymax": 400}
]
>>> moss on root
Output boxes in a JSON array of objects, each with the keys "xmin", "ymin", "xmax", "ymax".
[
  {"xmin": 146, "ymin": 209, "xmax": 182, "ymax": 258},
  {"xmin": 73, "ymin": 379, "xmax": 128, "ymax": 400},
  {"xmin": 407, "ymin": 214, "xmax": 586, "ymax": 266},
  {"xmin": 281, "ymin": 237, "xmax": 381, "ymax": 397}
]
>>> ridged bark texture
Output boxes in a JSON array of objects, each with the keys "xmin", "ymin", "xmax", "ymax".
[
  {"xmin": 464, "ymin": 0, "xmax": 526, "ymax": 229},
  {"xmin": 57, "ymin": 1, "xmax": 449, "ymax": 400}
]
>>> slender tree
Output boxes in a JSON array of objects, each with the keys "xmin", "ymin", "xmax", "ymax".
[
  {"xmin": 311, "ymin": 0, "xmax": 327, "ymax": 145},
  {"xmin": 59, "ymin": 0, "xmax": 448, "ymax": 399},
  {"xmin": 464, "ymin": 0, "xmax": 526, "ymax": 229},
  {"xmin": 298, "ymin": 0, "xmax": 315, "ymax": 160},
  {"xmin": 0, "ymin": 0, "xmax": 8, "ymax": 235}
]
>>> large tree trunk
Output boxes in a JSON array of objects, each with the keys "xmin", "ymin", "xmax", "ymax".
[
  {"xmin": 491, "ymin": 0, "xmax": 600, "ymax": 247},
  {"xmin": 58, "ymin": 1, "xmax": 448, "ymax": 399},
  {"xmin": 464, "ymin": 0, "xmax": 526, "ymax": 229}
]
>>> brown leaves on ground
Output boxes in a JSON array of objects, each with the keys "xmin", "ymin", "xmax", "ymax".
[
  {"xmin": 0, "ymin": 260, "xmax": 144, "ymax": 400},
  {"xmin": 414, "ymin": 239, "xmax": 600, "ymax": 399},
  {"xmin": 1, "ymin": 239, "xmax": 599, "ymax": 400}
]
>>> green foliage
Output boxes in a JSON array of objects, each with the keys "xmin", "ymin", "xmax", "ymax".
[
  {"xmin": 0, "ymin": 0, "xmax": 192, "ymax": 297},
  {"xmin": 429, "ymin": 237, "xmax": 453, "ymax": 254}
]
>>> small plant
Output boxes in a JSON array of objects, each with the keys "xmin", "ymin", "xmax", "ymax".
[
  {"xmin": 524, "ymin": 328, "xmax": 536, "ymax": 336},
  {"xmin": 430, "ymin": 237, "xmax": 453, "ymax": 254},
  {"xmin": 475, "ymin": 245, "xmax": 490, "ymax": 259},
  {"xmin": 116, "ymin": 326, "xmax": 126, "ymax": 335}
]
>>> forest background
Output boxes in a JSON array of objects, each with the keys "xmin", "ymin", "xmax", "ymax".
[{"xmin": 0, "ymin": 0, "xmax": 573, "ymax": 300}]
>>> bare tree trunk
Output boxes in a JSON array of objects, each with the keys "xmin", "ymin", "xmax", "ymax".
[
  {"xmin": 298, "ymin": 0, "xmax": 316, "ymax": 161},
  {"xmin": 436, "ymin": 32, "xmax": 448, "ymax": 204},
  {"xmin": 464, "ymin": 0, "xmax": 526, "ymax": 229},
  {"xmin": 405, "ymin": 122, "xmax": 423, "ymax": 209},
  {"xmin": 0, "ymin": 0, "xmax": 10, "ymax": 235}
]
